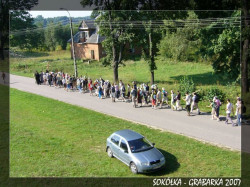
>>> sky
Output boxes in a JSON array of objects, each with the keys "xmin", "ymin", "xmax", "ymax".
[{"xmin": 29, "ymin": 11, "xmax": 92, "ymax": 18}]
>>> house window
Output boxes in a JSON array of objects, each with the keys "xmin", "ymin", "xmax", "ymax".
[
  {"xmin": 90, "ymin": 50, "xmax": 95, "ymax": 59},
  {"xmin": 80, "ymin": 31, "xmax": 89, "ymax": 42}
]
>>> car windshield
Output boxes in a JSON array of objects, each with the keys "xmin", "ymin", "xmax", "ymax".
[{"xmin": 128, "ymin": 138, "xmax": 153, "ymax": 153}]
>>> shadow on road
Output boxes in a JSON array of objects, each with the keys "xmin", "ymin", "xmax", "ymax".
[{"xmin": 144, "ymin": 148, "xmax": 180, "ymax": 176}]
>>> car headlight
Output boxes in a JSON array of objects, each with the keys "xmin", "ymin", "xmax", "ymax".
[
  {"xmin": 160, "ymin": 157, "xmax": 165, "ymax": 162},
  {"xmin": 141, "ymin": 162, "xmax": 150, "ymax": 166}
]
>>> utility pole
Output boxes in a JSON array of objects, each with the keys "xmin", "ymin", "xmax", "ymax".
[{"xmin": 60, "ymin": 8, "xmax": 78, "ymax": 78}]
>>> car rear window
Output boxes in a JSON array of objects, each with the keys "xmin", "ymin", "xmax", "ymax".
[{"xmin": 111, "ymin": 135, "xmax": 120, "ymax": 145}]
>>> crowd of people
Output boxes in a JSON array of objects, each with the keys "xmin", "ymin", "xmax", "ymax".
[{"xmin": 34, "ymin": 70, "xmax": 245, "ymax": 127}]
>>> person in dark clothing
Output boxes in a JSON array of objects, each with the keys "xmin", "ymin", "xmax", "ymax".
[
  {"xmin": 48, "ymin": 73, "xmax": 52, "ymax": 86},
  {"xmin": 2, "ymin": 72, "xmax": 6, "ymax": 83},
  {"xmin": 176, "ymin": 91, "xmax": 182, "ymax": 110},
  {"xmin": 34, "ymin": 71, "xmax": 40, "ymax": 85},
  {"xmin": 40, "ymin": 71, "xmax": 44, "ymax": 84}
]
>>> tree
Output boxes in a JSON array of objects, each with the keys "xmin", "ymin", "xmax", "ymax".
[
  {"xmin": 81, "ymin": 0, "xmax": 139, "ymax": 83},
  {"xmin": 158, "ymin": 11, "xmax": 201, "ymax": 62},
  {"xmin": 197, "ymin": 11, "xmax": 241, "ymax": 81},
  {"xmin": 241, "ymin": 0, "xmax": 250, "ymax": 93},
  {"xmin": 0, "ymin": 0, "xmax": 38, "ymax": 59},
  {"xmin": 10, "ymin": 10, "xmax": 39, "ymax": 50}
]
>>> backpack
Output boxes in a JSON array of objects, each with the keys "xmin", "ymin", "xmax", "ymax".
[
  {"xmin": 122, "ymin": 86, "xmax": 125, "ymax": 92},
  {"xmin": 111, "ymin": 86, "xmax": 115, "ymax": 93},
  {"xmin": 163, "ymin": 91, "xmax": 167, "ymax": 97},
  {"xmin": 194, "ymin": 95, "xmax": 199, "ymax": 103}
]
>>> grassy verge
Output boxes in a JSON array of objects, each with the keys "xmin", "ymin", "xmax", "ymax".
[
  {"xmin": 10, "ymin": 50, "xmax": 240, "ymax": 113},
  {"xmin": 10, "ymin": 88, "xmax": 240, "ymax": 177}
]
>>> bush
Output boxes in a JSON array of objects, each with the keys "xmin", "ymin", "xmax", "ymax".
[
  {"xmin": 55, "ymin": 45, "xmax": 63, "ymax": 51},
  {"xmin": 179, "ymin": 76, "xmax": 196, "ymax": 96},
  {"xmin": 202, "ymin": 87, "xmax": 226, "ymax": 103}
]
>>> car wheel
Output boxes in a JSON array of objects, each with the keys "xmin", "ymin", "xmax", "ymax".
[
  {"xmin": 107, "ymin": 147, "xmax": 113, "ymax": 158},
  {"xmin": 130, "ymin": 162, "xmax": 138, "ymax": 174}
]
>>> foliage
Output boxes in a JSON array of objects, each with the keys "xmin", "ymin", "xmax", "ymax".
[
  {"xmin": 158, "ymin": 11, "xmax": 201, "ymax": 62},
  {"xmin": 198, "ymin": 11, "xmax": 241, "ymax": 80},
  {"xmin": 10, "ymin": 10, "xmax": 39, "ymax": 50},
  {"xmin": 202, "ymin": 87, "xmax": 226, "ymax": 102},
  {"xmin": 33, "ymin": 15, "xmax": 91, "ymax": 27},
  {"xmin": 179, "ymin": 76, "xmax": 196, "ymax": 96}
]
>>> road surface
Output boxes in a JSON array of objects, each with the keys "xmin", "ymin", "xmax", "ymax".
[{"xmin": 8, "ymin": 74, "xmax": 241, "ymax": 151}]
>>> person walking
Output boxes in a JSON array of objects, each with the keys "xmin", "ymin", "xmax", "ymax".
[
  {"xmin": 183, "ymin": 91, "xmax": 192, "ymax": 116},
  {"xmin": 156, "ymin": 89, "xmax": 162, "ymax": 108},
  {"xmin": 111, "ymin": 83, "xmax": 116, "ymax": 102},
  {"xmin": 151, "ymin": 89, "xmax": 157, "ymax": 109},
  {"xmin": 191, "ymin": 92, "xmax": 200, "ymax": 115},
  {"xmin": 137, "ymin": 88, "xmax": 143, "ymax": 107},
  {"xmin": 103, "ymin": 81, "xmax": 108, "ymax": 98},
  {"xmin": 1, "ymin": 72, "xmax": 5, "ymax": 84},
  {"xmin": 88, "ymin": 79, "xmax": 93, "ymax": 95},
  {"xmin": 48, "ymin": 72, "xmax": 52, "ymax": 87},
  {"xmin": 162, "ymin": 88, "xmax": 169, "ymax": 107},
  {"xmin": 225, "ymin": 99, "xmax": 235, "ymax": 126},
  {"xmin": 214, "ymin": 96, "xmax": 221, "ymax": 121},
  {"xmin": 115, "ymin": 83, "xmax": 120, "ymax": 100},
  {"xmin": 66, "ymin": 77, "xmax": 71, "ymax": 91},
  {"xmin": 207, "ymin": 99, "xmax": 218, "ymax": 120},
  {"xmin": 77, "ymin": 77, "xmax": 82, "ymax": 93},
  {"xmin": 121, "ymin": 83, "xmax": 126, "ymax": 102},
  {"xmin": 235, "ymin": 98, "xmax": 241, "ymax": 126},
  {"xmin": 170, "ymin": 90, "xmax": 176, "ymax": 110},
  {"xmin": 175, "ymin": 91, "xmax": 182, "ymax": 111},
  {"xmin": 34, "ymin": 71, "xmax": 40, "ymax": 85},
  {"xmin": 98, "ymin": 84, "xmax": 103, "ymax": 99},
  {"xmin": 131, "ymin": 88, "xmax": 137, "ymax": 107},
  {"xmin": 127, "ymin": 84, "xmax": 131, "ymax": 100}
]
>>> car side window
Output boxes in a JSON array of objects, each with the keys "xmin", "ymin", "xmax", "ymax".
[
  {"xmin": 111, "ymin": 135, "xmax": 120, "ymax": 146},
  {"xmin": 120, "ymin": 139, "xmax": 128, "ymax": 152}
]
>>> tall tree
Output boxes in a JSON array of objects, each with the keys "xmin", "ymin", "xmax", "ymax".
[
  {"xmin": 10, "ymin": 10, "xmax": 37, "ymax": 50},
  {"xmin": 80, "ymin": 0, "xmax": 139, "ymax": 83},
  {"xmin": 0, "ymin": 0, "xmax": 38, "ymax": 59},
  {"xmin": 241, "ymin": 0, "xmax": 249, "ymax": 93}
]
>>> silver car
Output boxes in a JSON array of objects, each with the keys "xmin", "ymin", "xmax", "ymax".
[{"xmin": 106, "ymin": 129, "xmax": 165, "ymax": 174}]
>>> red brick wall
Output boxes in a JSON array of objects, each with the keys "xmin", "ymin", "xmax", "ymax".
[
  {"xmin": 70, "ymin": 43, "xmax": 105, "ymax": 61},
  {"xmin": 70, "ymin": 42, "xmax": 140, "ymax": 61}
]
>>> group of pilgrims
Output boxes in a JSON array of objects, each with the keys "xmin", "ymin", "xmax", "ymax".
[{"xmin": 34, "ymin": 70, "xmax": 244, "ymax": 126}]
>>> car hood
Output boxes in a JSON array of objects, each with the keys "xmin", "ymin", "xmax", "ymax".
[{"xmin": 132, "ymin": 147, "xmax": 163, "ymax": 162}]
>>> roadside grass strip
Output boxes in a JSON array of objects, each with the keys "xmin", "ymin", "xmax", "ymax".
[{"xmin": 10, "ymin": 88, "xmax": 240, "ymax": 177}]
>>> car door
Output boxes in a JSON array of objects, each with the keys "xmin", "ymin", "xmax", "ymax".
[
  {"xmin": 118, "ymin": 138, "xmax": 130, "ymax": 165},
  {"xmin": 110, "ymin": 135, "xmax": 120, "ymax": 157}
]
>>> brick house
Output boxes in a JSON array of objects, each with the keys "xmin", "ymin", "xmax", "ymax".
[
  {"xmin": 68, "ymin": 20, "xmax": 106, "ymax": 61},
  {"xmin": 68, "ymin": 19, "xmax": 141, "ymax": 61}
]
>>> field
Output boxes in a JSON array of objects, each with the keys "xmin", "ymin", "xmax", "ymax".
[
  {"xmin": 10, "ymin": 88, "xmax": 240, "ymax": 177},
  {"xmin": 10, "ymin": 50, "xmax": 241, "ymax": 113}
]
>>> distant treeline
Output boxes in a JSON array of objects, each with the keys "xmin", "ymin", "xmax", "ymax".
[
  {"xmin": 33, "ymin": 15, "xmax": 91, "ymax": 27},
  {"xmin": 10, "ymin": 12, "xmax": 90, "ymax": 51}
]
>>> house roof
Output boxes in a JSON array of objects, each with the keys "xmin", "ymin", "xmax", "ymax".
[
  {"xmin": 67, "ymin": 32, "xmax": 105, "ymax": 44},
  {"xmin": 67, "ymin": 32, "xmax": 80, "ymax": 43},
  {"xmin": 86, "ymin": 33, "xmax": 105, "ymax": 44},
  {"xmin": 79, "ymin": 20, "xmax": 96, "ymax": 30},
  {"xmin": 68, "ymin": 19, "xmax": 105, "ymax": 44}
]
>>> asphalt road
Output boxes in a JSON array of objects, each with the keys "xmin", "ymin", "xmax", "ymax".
[{"xmin": 9, "ymin": 74, "xmax": 241, "ymax": 151}]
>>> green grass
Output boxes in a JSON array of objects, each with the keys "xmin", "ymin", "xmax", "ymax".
[
  {"xmin": 10, "ymin": 88, "xmax": 240, "ymax": 177},
  {"xmin": 10, "ymin": 50, "xmax": 240, "ymax": 113}
]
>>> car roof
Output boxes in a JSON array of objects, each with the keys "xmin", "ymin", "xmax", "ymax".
[{"xmin": 114, "ymin": 129, "xmax": 144, "ymax": 141}]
